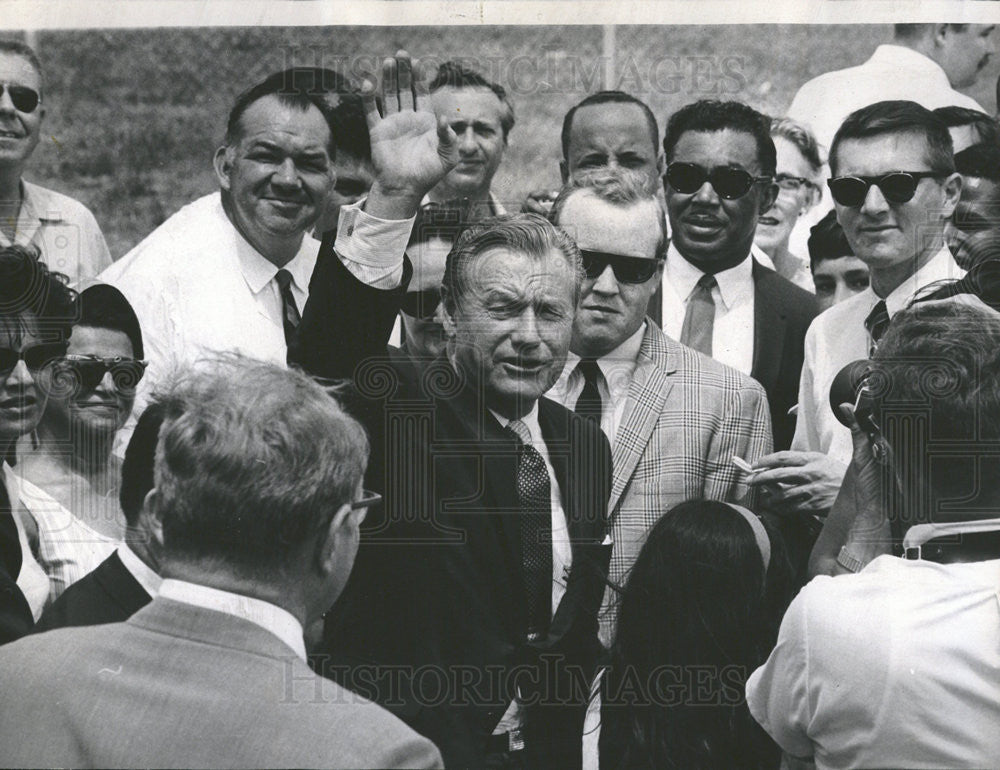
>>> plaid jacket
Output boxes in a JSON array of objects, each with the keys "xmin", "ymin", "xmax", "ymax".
[{"xmin": 599, "ymin": 322, "xmax": 773, "ymax": 643}]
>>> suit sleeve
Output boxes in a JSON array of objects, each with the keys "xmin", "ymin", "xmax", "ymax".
[{"xmin": 288, "ymin": 230, "xmax": 412, "ymax": 380}]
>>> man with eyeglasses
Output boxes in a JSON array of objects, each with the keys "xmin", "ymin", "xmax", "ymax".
[
  {"xmin": 547, "ymin": 167, "xmax": 773, "ymax": 644},
  {"xmin": 659, "ymin": 99, "xmax": 818, "ymax": 452},
  {"xmin": 0, "ymin": 40, "xmax": 111, "ymax": 286},
  {"xmin": 780, "ymin": 101, "xmax": 963, "ymax": 528}
]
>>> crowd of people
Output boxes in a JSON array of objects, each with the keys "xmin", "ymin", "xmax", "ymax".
[{"xmin": 0, "ymin": 21, "xmax": 999, "ymax": 769}]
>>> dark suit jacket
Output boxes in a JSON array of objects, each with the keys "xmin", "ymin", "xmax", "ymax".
[
  {"xmin": 34, "ymin": 550, "xmax": 151, "ymax": 632},
  {"xmin": 0, "ymin": 597, "xmax": 442, "ymax": 768},
  {"xmin": 750, "ymin": 260, "xmax": 818, "ymax": 451},
  {"xmin": 292, "ymin": 252, "xmax": 613, "ymax": 769}
]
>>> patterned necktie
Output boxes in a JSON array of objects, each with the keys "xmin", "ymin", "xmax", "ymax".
[
  {"xmin": 573, "ymin": 359, "xmax": 604, "ymax": 429},
  {"xmin": 0, "ymin": 478, "xmax": 21, "ymax": 581},
  {"xmin": 506, "ymin": 419, "xmax": 552, "ymax": 642},
  {"xmin": 680, "ymin": 273, "xmax": 717, "ymax": 356},
  {"xmin": 275, "ymin": 269, "xmax": 301, "ymax": 347},
  {"xmin": 864, "ymin": 299, "xmax": 890, "ymax": 357}
]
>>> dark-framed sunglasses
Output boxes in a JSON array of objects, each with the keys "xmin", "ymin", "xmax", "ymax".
[
  {"xmin": 0, "ymin": 343, "xmax": 67, "ymax": 377},
  {"xmin": 1, "ymin": 83, "xmax": 41, "ymax": 114},
  {"xmin": 827, "ymin": 171, "xmax": 943, "ymax": 207},
  {"xmin": 54, "ymin": 355, "xmax": 147, "ymax": 393},
  {"xmin": 580, "ymin": 249, "xmax": 660, "ymax": 284},
  {"xmin": 665, "ymin": 162, "xmax": 772, "ymax": 200},
  {"xmin": 775, "ymin": 173, "xmax": 816, "ymax": 193}
]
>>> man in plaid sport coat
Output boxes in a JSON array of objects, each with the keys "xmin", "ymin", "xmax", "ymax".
[{"xmin": 548, "ymin": 169, "xmax": 773, "ymax": 643}]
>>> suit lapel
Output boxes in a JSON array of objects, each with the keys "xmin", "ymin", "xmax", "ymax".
[
  {"xmin": 608, "ymin": 324, "xmax": 675, "ymax": 516},
  {"xmin": 751, "ymin": 259, "xmax": 787, "ymax": 393}
]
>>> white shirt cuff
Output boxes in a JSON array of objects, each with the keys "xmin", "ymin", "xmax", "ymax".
[{"xmin": 334, "ymin": 200, "xmax": 413, "ymax": 289}]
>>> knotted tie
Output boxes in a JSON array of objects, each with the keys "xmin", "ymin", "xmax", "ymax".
[
  {"xmin": 274, "ymin": 269, "xmax": 301, "ymax": 347},
  {"xmin": 680, "ymin": 273, "xmax": 717, "ymax": 356},
  {"xmin": 864, "ymin": 299, "xmax": 890, "ymax": 357},
  {"xmin": 506, "ymin": 419, "xmax": 552, "ymax": 642},
  {"xmin": 573, "ymin": 359, "xmax": 604, "ymax": 429}
]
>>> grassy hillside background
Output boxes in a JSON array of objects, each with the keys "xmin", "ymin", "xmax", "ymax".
[{"xmin": 20, "ymin": 25, "xmax": 1000, "ymax": 258}]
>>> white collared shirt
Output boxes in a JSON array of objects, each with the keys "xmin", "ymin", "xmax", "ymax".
[
  {"xmin": 1, "ymin": 180, "xmax": 112, "ymax": 287},
  {"xmin": 3, "ymin": 464, "xmax": 50, "ymax": 620},
  {"xmin": 787, "ymin": 44, "xmax": 985, "ymax": 155},
  {"xmin": 488, "ymin": 403, "xmax": 573, "ymax": 614},
  {"xmin": 158, "ymin": 579, "xmax": 307, "ymax": 662},
  {"xmin": 661, "ymin": 243, "xmax": 756, "ymax": 374},
  {"xmin": 116, "ymin": 543, "xmax": 163, "ymax": 598},
  {"xmin": 549, "ymin": 322, "xmax": 646, "ymax": 444},
  {"xmin": 792, "ymin": 245, "xmax": 964, "ymax": 464}
]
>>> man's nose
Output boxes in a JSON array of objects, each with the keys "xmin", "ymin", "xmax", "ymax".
[
  {"xmin": 692, "ymin": 179, "xmax": 720, "ymax": 205},
  {"xmin": 6, "ymin": 358, "xmax": 35, "ymax": 388},
  {"xmin": 271, "ymin": 158, "xmax": 301, "ymax": 188},
  {"xmin": 512, "ymin": 308, "xmax": 542, "ymax": 345},
  {"xmin": 859, "ymin": 183, "xmax": 891, "ymax": 215},
  {"xmin": 457, "ymin": 127, "xmax": 478, "ymax": 154},
  {"xmin": 0, "ymin": 86, "xmax": 17, "ymax": 116},
  {"xmin": 590, "ymin": 264, "xmax": 620, "ymax": 295}
]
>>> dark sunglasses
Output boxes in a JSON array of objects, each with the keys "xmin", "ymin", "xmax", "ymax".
[
  {"xmin": 827, "ymin": 171, "xmax": 943, "ymax": 207},
  {"xmin": 1, "ymin": 83, "xmax": 41, "ymax": 114},
  {"xmin": 665, "ymin": 162, "xmax": 772, "ymax": 200},
  {"xmin": 53, "ymin": 355, "xmax": 147, "ymax": 393},
  {"xmin": 0, "ymin": 343, "xmax": 66, "ymax": 377},
  {"xmin": 580, "ymin": 249, "xmax": 660, "ymax": 284}
]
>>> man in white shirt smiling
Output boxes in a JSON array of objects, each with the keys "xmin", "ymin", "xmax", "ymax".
[{"xmin": 0, "ymin": 357, "xmax": 443, "ymax": 769}]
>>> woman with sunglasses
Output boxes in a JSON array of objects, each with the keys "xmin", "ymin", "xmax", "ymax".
[
  {"xmin": 0, "ymin": 244, "xmax": 77, "ymax": 634},
  {"xmin": 753, "ymin": 118, "xmax": 823, "ymax": 292},
  {"xmin": 583, "ymin": 499, "xmax": 793, "ymax": 770},
  {"xmin": 15, "ymin": 283, "xmax": 145, "ymax": 601}
]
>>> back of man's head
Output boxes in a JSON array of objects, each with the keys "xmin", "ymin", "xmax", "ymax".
[
  {"xmin": 872, "ymin": 301, "xmax": 1000, "ymax": 521},
  {"xmin": 955, "ymin": 142, "xmax": 1000, "ymax": 184},
  {"xmin": 933, "ymin": 106, "xmax": 1000, "ymax": 150},
  {"xmin": 120, "ymin": 402, "xmax": 165, "ymax": 528},
  {"xmin": 829, "ymin": 100, "xmax": 954, "ymax": 177},
  {"xmin": 560, "ymin": 91, "xmax": 659, "ymax": 162},
  {"xmin": 429, "ymin": 60, "xmax": 515, "ymax": 141},
  {"xmin": 808, "ymin": 209, "xmax": 854, "ymax": 270},
  {"xmin": 152, "ymin": 356, "xmax": 368, "ymax": 579},
  {"xmin": 662, "ymin": 99, "xmax": 776, "ymax": 176}
]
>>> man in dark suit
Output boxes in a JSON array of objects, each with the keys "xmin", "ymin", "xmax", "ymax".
[
  {"xmin": 0, "ymin": 357, "xmax": 443, "ymax": 769},
  {"xmin": 657, "ymin": 99, "xmax": 818, "ymax": 451},
  {"xmin": 34, "ymin": 403, "xmax": 164, "ymax": 631},
  {"xmin": 291, "ymin": 54, "xmax": 612, "ymax": 769}
]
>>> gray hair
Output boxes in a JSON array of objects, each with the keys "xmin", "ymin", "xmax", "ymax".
[{"xmin": 153, "ymin": 355, "xmax": 368, "ymax": 576}]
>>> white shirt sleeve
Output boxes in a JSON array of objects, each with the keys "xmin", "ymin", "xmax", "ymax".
[
  {"xmin": 334, "ymin": 201, "xmax": 414, "ymax": 289},
  {"xmin": 745, "ymin": 591, "xmax": 815, "ymax": 760}
]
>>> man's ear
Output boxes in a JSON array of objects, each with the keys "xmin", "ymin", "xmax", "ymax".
[
  {"xmin": 941, "ymin": 172, "xmax": 963, "ymax": 218},
  {"xmin": 213, "ymin": 145, "xmax": 234, "ymax": 192},
  {"xmin": 316, "ymin": 502, "xmax": 353, "ymax": 576},
  {"xmin": 655, "ymin": 153, "xmax": 666, "ymax": 177},
  {"xmin": 142, "ymin": 489, "xmax": 166, "ymax": 552},
  {"xmin": 932, "ymin": 23, "xmax": 951, "ymax": 48},
  {"xmin": 438, "ymin": 289, "xmax": 457, "ymax": 338}
]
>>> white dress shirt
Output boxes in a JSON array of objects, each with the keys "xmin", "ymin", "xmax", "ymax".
[
  {"xmin": 2, "ymin": 180, "xmax": 112, "ymax": 287},
  {"xmin": 661, "ymin": 243, "xmax": 756, "ymax": 375},
  {"xmin": 116, "ymin": 543, "xmax": 163, "ymax": 598},
  {"xmin": 3, "ymin": 464, "xmax": 50, "ymax": 620},
  {"xmin": 792, "ymin": 245, "xmax": 964, "ymax": 464},
  {"xmin": 549, "ymin": 322, "xmax": 646, "ymax": 444},
  {"xmin": 158, "ymin": 579, "xmax": 307, "ymax": 662},
  {"xmin": 787, "ymin": 44, "xmax": 985, "ymax": 156}
]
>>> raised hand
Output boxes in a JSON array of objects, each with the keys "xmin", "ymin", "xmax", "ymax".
[{"xmin": 363, "ymin": 51, "xmax": 459, "ymax": 220}]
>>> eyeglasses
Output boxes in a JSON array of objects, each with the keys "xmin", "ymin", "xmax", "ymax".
[
  {"xmin": 827, "ymin": 171, "xmax": 943, "ymax": 207},
  {"xmin": 580, "ymin": 249, "xmax": 660, "ymax": 284},
  {"xmin": 0, "ymin": 83, "xmax": 41, "ymax": 114},
  {"xmin": 0, "ymin": 343, "xmax": 66, "ymax": 377},
  {"xmin": 53, "ymin": 355, "xmax": 147, "ymax": 393},
  {"xmin": 665, "ymin": 162, "xmax": 772, "ymax": 200},
  {"xmin": 351, "ymin": 489, "xmax": 382, "ymax": 510},
  {"xmin": 775, "ymin": 173, "xmax": 815, "ymax": 192}
]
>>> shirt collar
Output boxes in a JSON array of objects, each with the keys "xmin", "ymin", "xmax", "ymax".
[
  {"xmin": 228, "ymin": 210, "xmax": 317, "ymax": 296},
  {"xmin": 564, "ymin": 321, "xmax": 646, "ymax": 396},
  {"xmin": 157, "ymin": 579, "xmax": 306, "ymax": 661},
  {"xmin": 667, "ymin": 241, "xmax": 754, "ymax": 311},
  {"xmin": 19, "ymin": 180, "xmax": 65, "ymax": 225},
  {"xmin": 116, "ymin": 543, "xmax": 163, "ymax": 598},
  {"xmin": 884, "ymin": 245, "xmax": 964, "ymax": 318},
  {"xmin": 488, "ymin": 401, "xmax": 542, "ymax": 445}
]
